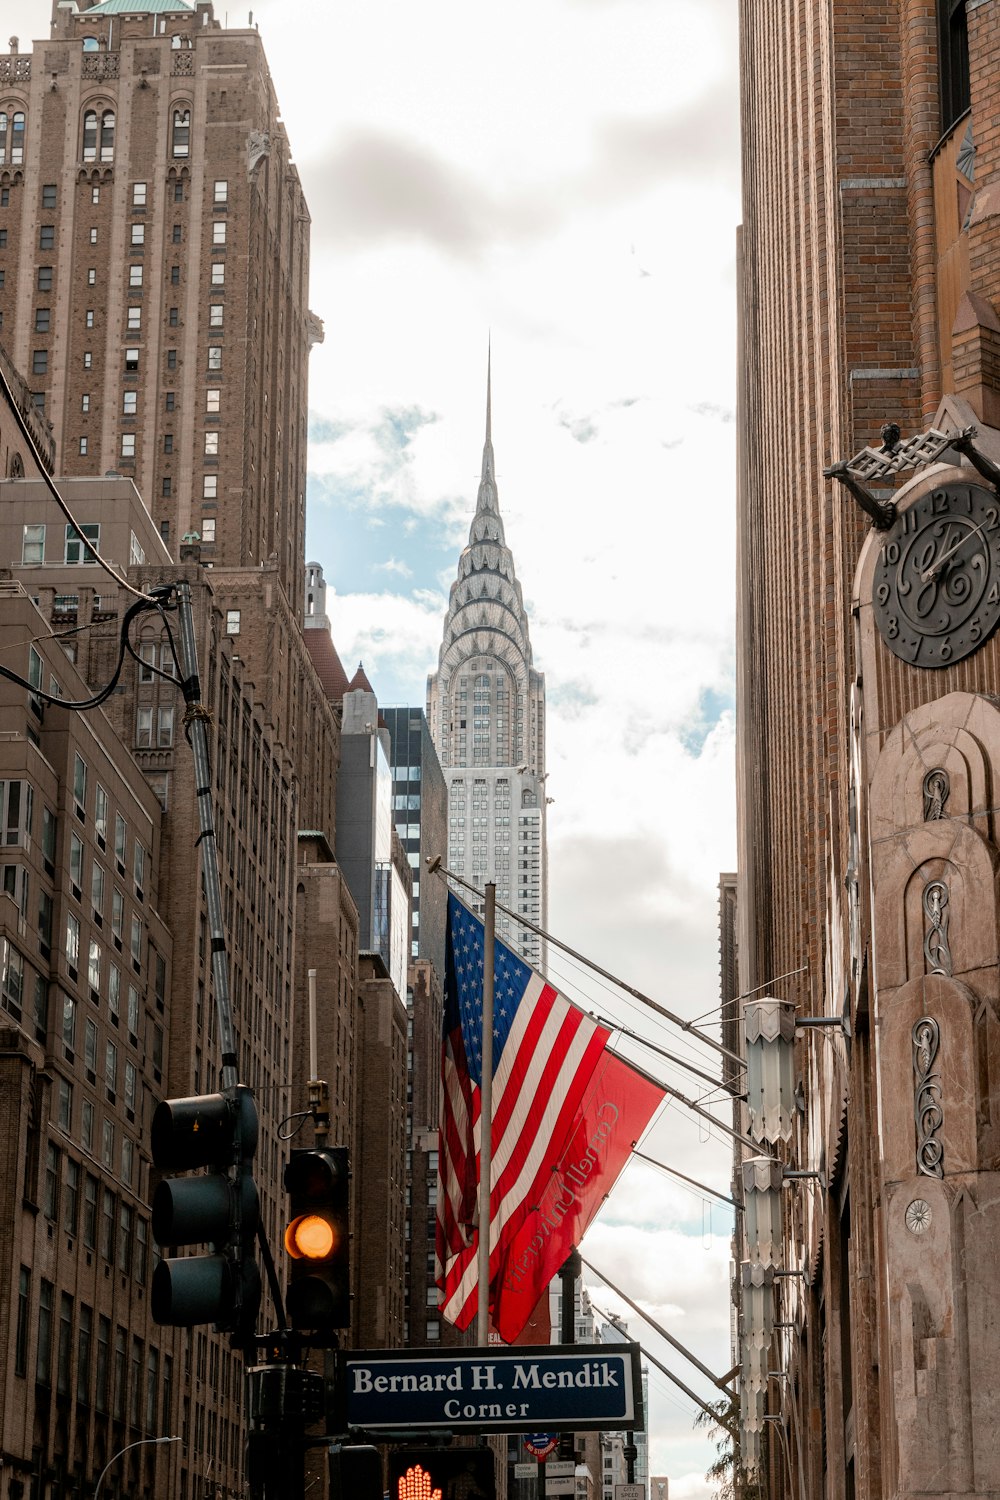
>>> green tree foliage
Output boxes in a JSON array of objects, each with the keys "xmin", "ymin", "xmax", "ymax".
[{"xmin": 694, "ymin": 1395, "xmax": 765, "ymax": 1500}]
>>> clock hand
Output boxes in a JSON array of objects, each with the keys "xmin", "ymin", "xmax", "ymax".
[{"xmin": 920, "ymin": 519, "xmax": 990, "ymax": 583}]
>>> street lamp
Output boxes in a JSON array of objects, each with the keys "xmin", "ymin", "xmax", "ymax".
[{"xmin": 94, "ymin": 1435, "xmax": 181, "ymax": 1499}]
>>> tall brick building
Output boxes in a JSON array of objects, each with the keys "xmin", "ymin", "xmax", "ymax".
[
  {"xmin": 0, "ymin": 3, "xmax": 412, "ymax": 1497},
  {"xmin": 735, "ymin": 2, "xmax": 1000, "ymax": 1498},
  {"xmin": 0, "ymin": 0, "xmax": 319, "ymax": 602}
]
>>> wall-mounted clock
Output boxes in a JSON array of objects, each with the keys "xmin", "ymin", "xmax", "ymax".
[{"xmin": 872, "ymin": 478, "xmax": 1000, "ymax": 667}]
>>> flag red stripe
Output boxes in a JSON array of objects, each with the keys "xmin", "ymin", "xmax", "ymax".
[{"xmin": 441, "ymin": 1020, "xmax": 611, "ymax": 1318}]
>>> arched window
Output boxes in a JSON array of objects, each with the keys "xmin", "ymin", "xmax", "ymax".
[
  {"xmin": 939, "ymin": 0, "xmax": 970, "ymax": 133},
  {"xmin": 171, "ymin": 108, "xmax": 190, "ymax": 159},
  {"xmin": 82, "ymin": 36, "xmax": 99, "ymax": 51},
  {"xmin": 10, "ymin": 111, "xmax": 24, "ymax": 165},
  {"xmin": 82, "ymin": 109, "xmax": 97, "ymax": 162},
  {"xmin": 100, "ymin": 109, "xmax": 115, "ymax": 161},
  {"xmin": 0, "ymin": 110, "xmax": 26, "ymax": 165}
]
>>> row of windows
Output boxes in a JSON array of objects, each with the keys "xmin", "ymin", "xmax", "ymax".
[
  {"xmin": 78, "ymin": 107, "xmax": 190, "ymax": 163},
  {"xmin": 17, "ymin": 1264, "xmax": 170, "ymax": 1432},
  {"xmin": 22, "ymin": 523, "xmax": 144, "ymax": 568}
]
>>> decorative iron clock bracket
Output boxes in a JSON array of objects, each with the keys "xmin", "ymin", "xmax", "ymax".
[
  {"xmin": 948, "ymin": 425, "xmax": 1000, "ymax": 495},
  {"xmin": 823, "ymin": 460, "xmax": 896, "ymax": 530},
  {"xmin": 826, "ymin": 421, "xmax": 1000, "ymax": 528}
]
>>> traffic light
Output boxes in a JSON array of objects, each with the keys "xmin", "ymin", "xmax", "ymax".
[
  {"xmin": 150, "ymin": 1085, "xmax": 260, "ymax": 1341},
  {"xmin": 328, "ymin": 1443, "xmax": 383, "ymax": 1499},
  {"xmin": 388, "ymin": 1447, "xmax": 496, "ymax": 1500},
  {"xmin": 283, "ymin": 1145, "xmax": 350, "ymax": 1334}
]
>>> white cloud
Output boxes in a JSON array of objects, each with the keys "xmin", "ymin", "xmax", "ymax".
[{"xmin": 375, "ymin": 558, "xmax": 415, "ymax": 579}]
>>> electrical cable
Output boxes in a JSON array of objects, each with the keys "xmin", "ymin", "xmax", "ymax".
[
  {"xmin": 0, "ymin": 588, "xmax": 172, "ymax": 711},
  {"xmin": 0, "ymin": 355, "xmax": 154, "ymax": 602}
]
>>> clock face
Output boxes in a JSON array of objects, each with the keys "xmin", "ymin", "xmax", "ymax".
[{"xmin": 872, "ymin": 479, "xmax": 1000, "ymax": 667}]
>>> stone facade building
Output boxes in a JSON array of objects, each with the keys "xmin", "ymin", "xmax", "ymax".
[{"xmin": 735, "ymin": 2, "xmax": 1000, "ymax": 1498}]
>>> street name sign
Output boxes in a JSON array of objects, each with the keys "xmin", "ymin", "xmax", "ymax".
[
  {"xmin": 514, "ymin": 1462, "xmax": 538, "ymax": 1478},
  {"xmin": 340, "ymin": 1343, "xmax": 643, "ymax": 1433}
]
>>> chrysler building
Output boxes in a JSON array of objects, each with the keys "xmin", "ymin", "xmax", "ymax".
[{"xmin": 427, "ymin": 360, "xmax": 547, "ymax": 964}]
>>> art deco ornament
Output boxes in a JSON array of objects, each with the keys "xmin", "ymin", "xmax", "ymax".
[
  {"xmin": 740, "ymin": 1261, "xmax": 775, "ymax": 1353},
  {"xmin": 743, "ymin": 997, "xmax": 797, "ymax": 1143},
  {"xmin": 740, "ymin": 1372, "xmax": 767, "ymax": 1437},
  {"xmin": 742, "ymin": 1156, "xmax": 784, "ymax": 1268},
  {"xmin": 741, "ymin": 1424, "xmax": 762, "ymax": 1475},
  {"xmin": 741, "ymin": 1338, "xmax": 769, "ymax": 1395}
]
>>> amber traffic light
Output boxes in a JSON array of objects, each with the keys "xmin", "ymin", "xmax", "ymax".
[{"xmin": 283, "ymin": 1145, "xmax": 350, "ymax": 1335}]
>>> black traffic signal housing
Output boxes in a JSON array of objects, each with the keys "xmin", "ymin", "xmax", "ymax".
[
  {"xmin": 150, "ymin": 1085, "xmax": 260, "ymax": 1343},
  {"xmin": 283, "ymin": 1145, "xmax": 350, "ymax": 1336},
  {"xmin": 328, "ymin": 1443, "xmax": 383, "ymax": 1500},
  {"xmin": 388, "ymin": 1447, "xmax": 496, "ymax": 1500}
]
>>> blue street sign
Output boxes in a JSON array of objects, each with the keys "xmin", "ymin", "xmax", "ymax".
[
  {"xmin": 525, "ymin": 1434, "xmax": 559, "ymax": 1458},
  {"xmin": 339, "ymin": 1343, "xmax": 643, "ymax": 1433}
]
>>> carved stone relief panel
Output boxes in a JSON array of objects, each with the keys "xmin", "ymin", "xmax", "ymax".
[
  {"xmin": 868, "ymin": 691, "xmax": 1000, "ymax": 845},
  {"xmin": 886, "ymin": 1176, "xmax": 975, "ymax": 1494},
  {"xmin": 879, "ymin": 975, "xmax": 978, "ymax": 1182},
  {"xmin": 870, "ymin": 828, "xmax": 998, "ymax": 989}
]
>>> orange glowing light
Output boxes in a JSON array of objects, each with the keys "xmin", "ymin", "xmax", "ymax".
[
  {"xmin": 284, "ymin": 1213, "xmax": 336, "ymax": 1259},
  {"xmin": 396, "ymin": 1464, "xmax": 442, "ymax": 1500}
]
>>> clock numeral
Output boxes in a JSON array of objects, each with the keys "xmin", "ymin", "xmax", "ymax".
[
  {"xmin": 940, "ymin": 636, "xmax": 953, "ymax": 661},
  {"xmin": 932, "ymin": 490, "xmax": 949, "ymax": 515},
  {"xmin": 989, "ymin": 582, "xmax": 1000, "ymax": 605},
  {"xmin": 902, "ymin": 507, "xmax": 917, "ymax": 534},
  {"xmin": 986, "ymin": 506, "xmax": 1000, "ymax": 532},
  {"xmin": 885, "ymin": 541, "xmax": 900, "ymax": 566},
  {"xmin": 886, "ymin": 614, "xmax": 899, "ymax": 640},
  {"xmin": 970, "ymin": 617, "xmax": 982, "ymax": 643},
  {"xmin": 876, "ymin": 582, "xmax": 890, "ymax": 606}
]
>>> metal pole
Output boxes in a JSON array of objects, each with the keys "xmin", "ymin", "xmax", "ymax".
[
  {"xmin": 633, "ymin": 1149, "xmax": 740, "ymax": 1209},
  {"xmin": 308, "ymin": 967, "xmax": 318, "ymax": 1084},
  {"xmin": 175, "ymin": 582, "xmax": 239, "ymax": 1091},
  {"xmin": 559, "ymin": 1249, "xmax": 581, "ymax": 1463},
  {"xmin": 476, "ymin": 882, "xmax": 497, "ymax": 1344},
  {"xmin": 428, "ymin": 858, "xmax": 745, "ymax": 1070},
  {"xmin": 94, "ymin": 1436, "xmax": 180, "ymax": 1499},
  {"xmin": 581, "ymin": 1255, "xmax": 735, "ymax": 1391}
]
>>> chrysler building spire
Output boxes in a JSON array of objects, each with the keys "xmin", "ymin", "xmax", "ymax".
[
  {"xmin": 477, "ymin": 344, "xmax": 499, "ymax": 518},
  {"xmin": 427, "ymin": 355, "xmax": 548, "ymax": 964}
]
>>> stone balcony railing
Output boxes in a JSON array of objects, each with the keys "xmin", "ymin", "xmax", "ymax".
[{"xmin": 0, "ymin": 55, "xmax": 31, "ymax": 84}]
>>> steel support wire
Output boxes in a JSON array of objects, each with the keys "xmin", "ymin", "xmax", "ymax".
[
  {"xmin": 428, "ymin": 857, "xmax": 745, "ymax": 1071},
  {"xmin": 581, "ymin": 1254, "xmax": 735, "ymax": 1392}
]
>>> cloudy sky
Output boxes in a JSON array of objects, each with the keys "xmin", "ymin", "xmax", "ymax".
[{"xmin": 10, "ymin": 0, "xmax": 742, "ymax": 1487}]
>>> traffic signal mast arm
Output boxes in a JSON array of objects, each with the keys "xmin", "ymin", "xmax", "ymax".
[
  {"xmin": 174, "ymin": 582, "xmax": 240, "ymax": 1090},
  {"xmin": 149, "ymin": 584, "xmax": 268, "ymax": 1345}
]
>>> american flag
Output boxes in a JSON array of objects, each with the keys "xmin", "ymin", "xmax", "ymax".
[{"xmin": 436, "ymin": 892, "xmax": 618, "ymax": 1333}]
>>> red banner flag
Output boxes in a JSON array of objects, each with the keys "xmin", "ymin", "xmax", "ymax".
[
  {"xmin": 491, "ymin": 1050, "xmax": 665, "ymax": 1343},
  {"xmin": 436, "ymin": 893, "xmax": 665, "ymax": 1343}
]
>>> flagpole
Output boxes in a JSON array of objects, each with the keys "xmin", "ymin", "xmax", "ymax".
[
  {"xmin": 477, "ymin": 881, "xmax": 497, "ymax": 1345},
  {"xmin": 426, "ymin": 857, "xmax": 745, "ymax": 1071}
]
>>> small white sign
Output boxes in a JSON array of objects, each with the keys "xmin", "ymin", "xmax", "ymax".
[
  {"xmin": 515, "ymin": 1462, "xmax": 538, "ymax": 1478},
  {"xmin": 616, "ymin": 1486, "xmax": 644, "ymax": 1500},
  {"xmin": 547, "ymin": 1480, "xmax": 575, "ymax": 1497},
  {"xmin": 546, "ymin": 1462, "xmax": 576, "ymax": 1478}
]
